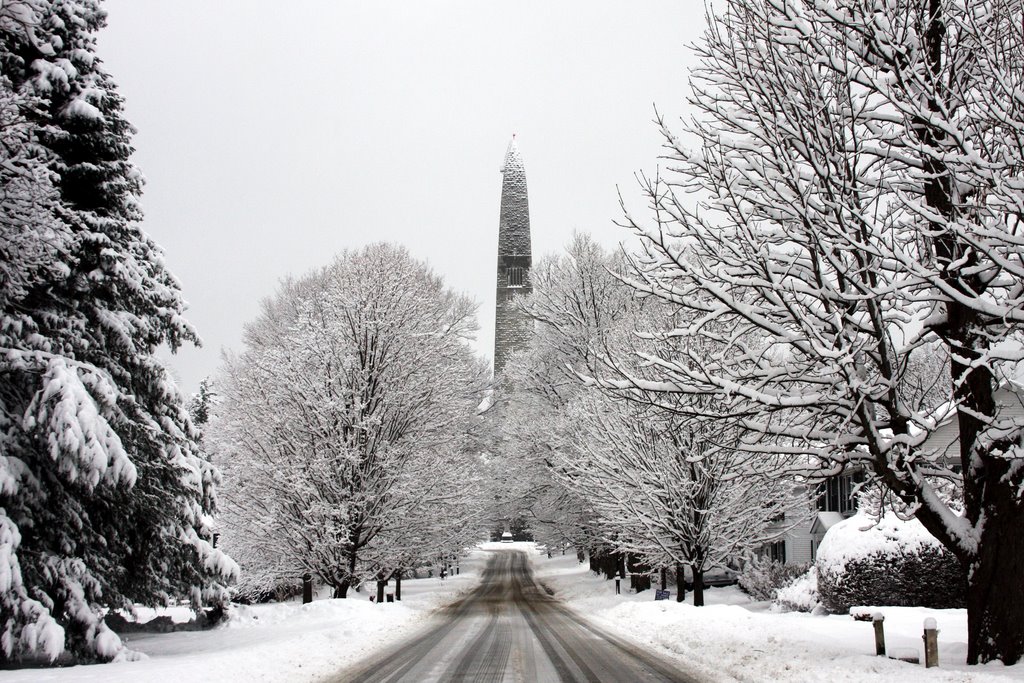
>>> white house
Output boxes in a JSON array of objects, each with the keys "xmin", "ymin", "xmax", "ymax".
[{"xmin": 767, "ymin": 383, "xmax": 1024, "ymax": 566}]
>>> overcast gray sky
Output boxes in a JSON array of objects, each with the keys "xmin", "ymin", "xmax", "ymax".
[{"xmin": 96, "ymin": 1, "xmax": 706, "ymax": 394}]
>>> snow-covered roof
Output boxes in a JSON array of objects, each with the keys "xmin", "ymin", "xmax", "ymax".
[
  {"xmin": 476, "ymin": 389, "xmax": 495, "ymax": 414},
  {"xmin": 809, "ymin": 511, "xmax": 846, "ymax": 536}
]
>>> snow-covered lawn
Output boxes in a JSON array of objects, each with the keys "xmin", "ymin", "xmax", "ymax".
[
  {"xmin": 531, "ymin": 549, "xmax": 1024, "ymax": 683},
  {"xmin": 1, "ymin": 548, "xmax": 495, "ymax": 683}
]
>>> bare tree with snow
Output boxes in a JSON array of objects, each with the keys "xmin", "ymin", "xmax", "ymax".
[
  {"xmin": 497, "ymin": 235, "xmax": 799, "ymax": 601},
  {"xmin": 616, "ymin": 0, "xmax": 1024, "ymax": 664},
  {"xmin": 489, "ymin": 234, "xmax": 638, "ymax": 550},
  {"xmin": 561, "ymin": 393, "xmax": 803, "ymax": 606},
  {"xmin": 211, "ymin": 244, "xmax": 487, "ymax": 599}
]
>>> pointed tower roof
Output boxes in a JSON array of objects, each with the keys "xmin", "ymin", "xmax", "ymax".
[
  {"xmin": 493, "ymin": 135, "xmax": 534, "ymax": 377},
  {"xmin": 497, "ymin": 136, "xmax": 531, "ymax": 258}
]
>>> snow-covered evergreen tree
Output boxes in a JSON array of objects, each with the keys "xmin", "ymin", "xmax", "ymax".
[
  {"xmin": 0, "ymin": 1, "xmax": 235, "ymax": 663},
  {"xmin": 188, "ymin": 378, "xmax": 216, "ymax": 428}
]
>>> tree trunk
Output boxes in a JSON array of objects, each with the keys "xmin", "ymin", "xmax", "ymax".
[
  {"xmin": 334, "ymin": 548, "xmax": 360, "ymax": 599},
  {"xmin": 660, "ymin": 567, "xmax": 667, "ymax": 591},
  {"xmin": 395, "ymin": 571, "xmax": 402, "ymax": 601},
  {"xmin": 909, "ymin": 0, "xmax": 1024, "ymax": 664},
  {"xmin": 600, "ymin": 552, "xmax": 609, "ymax": 577},
  {"xmin": 302, "ymin": 573, "xmax": 313, "ymax": 604},
  {"xmin": 691, "ymin": 565, "xmax": 705, "ymax": 607},
  {"xmin": 617, "ymin": 553, "xmax": 626, "ymax": 579},
  {"xmin": 965, "ymin": 472, "xmax": 1024, "ymax": 664},
  {"xmin": 675, "ymin": 563, "xmax": 686, "ymax": 603},
  {"xmin": 376, "ymin": 579, "xmax": 386, "ymax": 604}
]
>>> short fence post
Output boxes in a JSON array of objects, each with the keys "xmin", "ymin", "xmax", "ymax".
[
  {"xmin": 302, "ymin": 573, "xmax": 313, "ymax": 604},
  {"xmin": 615, "ymin": 578, "xmax": 621, "ymax": 595},
  {"xmin": 872, "ymin": 613, "xmax": 886, "ymax": 656},
  {"xmin": 923, "ymin": 618, "xmax": 939, "ymax": 668}
]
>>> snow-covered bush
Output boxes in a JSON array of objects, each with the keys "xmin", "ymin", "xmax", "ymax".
[
  {"xmin": 774, "ymin": 566, "xmax": 819, "ymax": 613},
  {"xmin": 738, "ymin": 555, "xmax": 808, "ymax": 601},
  {"xmin": 816, "ymin": 514, "xmax": 964, "ymax": 614},
  {"xmin": 232, "ymin": 578, "xmax": 303, "ymax": 605}
]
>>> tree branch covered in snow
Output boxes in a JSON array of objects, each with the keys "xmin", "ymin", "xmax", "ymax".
[
  {"xmin": 558, "ymin": 392, "xmax": 804, "ymax": 604},
  {"xmin": 496, "ymin": 235, "xmax": 801, "ymax": 605}
]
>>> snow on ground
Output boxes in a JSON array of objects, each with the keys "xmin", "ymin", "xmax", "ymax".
[
  {"xmin": 530, "ymin": 548, "xmax": 1024, "ymax": 683},
  {"xmin": 6, "ymin": 542, "xmax": 1023, "ymax": 683},
  {"xmin": 0, "ymin": 547, "xmax": 498, "ymax": 683}
]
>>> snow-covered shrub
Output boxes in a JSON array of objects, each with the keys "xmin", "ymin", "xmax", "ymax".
[
  {"xmin": 816, "ymin": 514, "xmax": 964, "ymax": 614},
  {"xmin": 738, "ymin": 555, "xmax": 808, "ymax": 601},
  {"xmin": 774, "ymin": 566, "xmax": 819, "ymax": 612},
  {"xmin": 228, "ymin": 548, "xmax": 307, "ymax": 605},
  {"xmin": 231, "ymin": 577, "xmax": 304, "ymax": 605}
]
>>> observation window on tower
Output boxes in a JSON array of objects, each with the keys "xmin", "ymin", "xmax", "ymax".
[{"xmin": 507, "ymin": 267, "xmax": 525, "ymax": 288}]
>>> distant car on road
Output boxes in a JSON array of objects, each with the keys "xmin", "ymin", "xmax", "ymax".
[{"xmin": 500, "ymin": 532, "xmax": 514, "ymax": 543}]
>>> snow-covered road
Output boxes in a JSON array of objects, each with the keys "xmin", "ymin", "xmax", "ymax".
[{"xmin": 334, "ymin": 549, "xmax": 702, "ymax": 683}]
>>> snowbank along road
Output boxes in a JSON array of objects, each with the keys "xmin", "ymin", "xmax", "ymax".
[{"xmin": 335, "ymin": 549, "xmax": 701, "ymax": 683}]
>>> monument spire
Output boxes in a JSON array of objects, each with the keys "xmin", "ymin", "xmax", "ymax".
[{"xmin": 493, "ymin": 136, "xmax": 533, "ymax": 375}]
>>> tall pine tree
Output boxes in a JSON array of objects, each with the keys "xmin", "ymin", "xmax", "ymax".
[{"xmin": 0, "ymin": 0, "xmax": 236, "ymax": 663}]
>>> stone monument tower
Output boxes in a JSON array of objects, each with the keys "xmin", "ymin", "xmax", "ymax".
[{"xmin": 493, "ymin": 136, "xmax": 533, "ymax": 376}]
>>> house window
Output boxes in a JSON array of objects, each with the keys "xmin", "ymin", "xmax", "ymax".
[
  {"xmin": 769, "ymin": 540, "xmax": 787, "ymax": 564},
  {"xmin": 816, "ymin": 472, "xmax": 862, "ymax": 514},
  {"xmin": 507, "ymin": 267, "xmax": 525, "ymax": 288}
]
